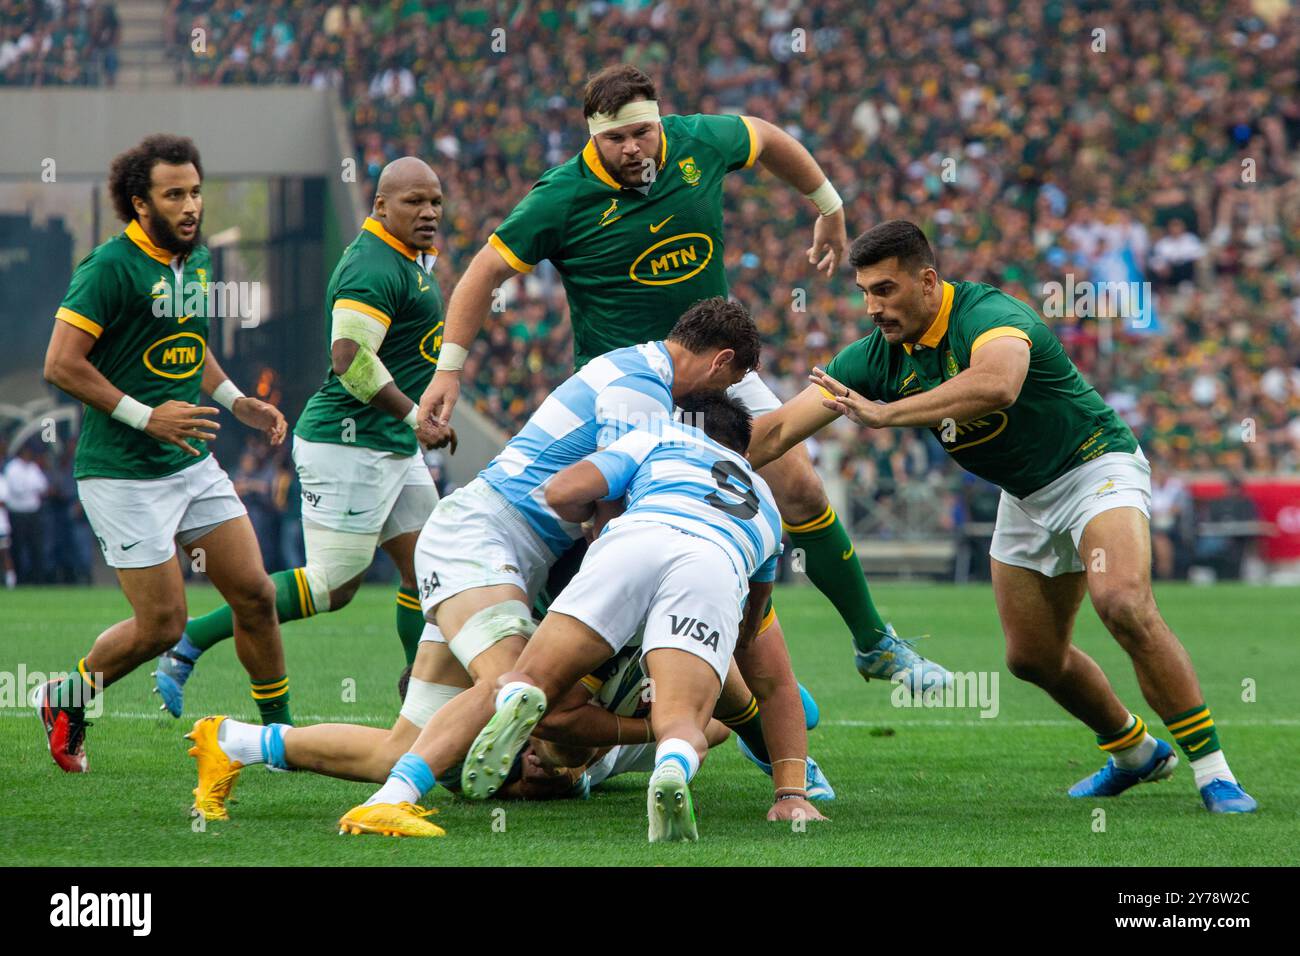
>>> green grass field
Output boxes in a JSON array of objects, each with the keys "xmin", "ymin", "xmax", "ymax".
[{"xmin": 3, "ymin": 582, "xmax": 1296, "ymax": 866}]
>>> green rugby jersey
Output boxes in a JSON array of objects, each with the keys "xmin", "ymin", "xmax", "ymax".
[
  {"xmin": 824, "ymin": 280, "xmax": 1137, "ymax": 498},
  {"xmin": 489, "ymin": 112, "xmax": 758, "ymax": 369},
  {"xmin": 57, "ymin": 220, "xmax": 214, "ymax": 480},
  {"xmin": 295, "ymin": 217, "xmax": 444, "ymax": 455}
]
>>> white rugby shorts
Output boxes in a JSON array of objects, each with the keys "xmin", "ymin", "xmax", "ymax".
[
  {"xmin": 548, "ymin": 520, "xmax": 746, "ymax": 686},
  {"xmin": 989, "ymin": 449, "xmax": 1152, "ymax": 577},
  {"xmin": 78, "ymin": 455, "xmax": 246, "ymax": 569},
  {"xmin": 294, "ymin": 436, "xmax": 436, "ymax": 541},
  {"xmin": 413, "ymin": 476, "xmax": 554, "ymax": 623}
]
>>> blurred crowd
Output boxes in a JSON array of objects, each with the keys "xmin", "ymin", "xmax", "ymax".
[
  {"xmin": 0, "ymin": 429, "xmax": 456, "ymax": 586},
  {"xmin": 6, "ymin": 0, "xmax": 1300, "ymax": 580},
  {"xmin": 0, "ymin": 0, "xmax": 119, "ymax": 85},
  {"xmin": 156, "ymin": 0, "xmax": 1300, "ymax": 542}
]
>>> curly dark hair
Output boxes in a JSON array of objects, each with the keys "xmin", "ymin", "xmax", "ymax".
[
  {"xmin": 583, "ymin": 63, "xmax": 657, "ymax": 118},
  {"xmin": 677, "ymin": 390, "xmax": 753, "ymax": 454},
  {"xmin": 666, "ymin": 296, "xmax": 761, "ymax": 374},
  {"xmin": 107, "ymin": 134, "xmax": 204, "ymax": 223}
]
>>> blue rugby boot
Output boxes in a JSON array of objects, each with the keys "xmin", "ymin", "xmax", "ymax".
[
  {"xmin": 1199, "ymin": 778, "xmax": 1258, "ymax": 813},
  {"xmin": 1069, "ymin": 738, "xmax": 1178, "ymax": 797},
  {"xmin": 855, "ymin": 624, "xmax": 953, "ymax": 695},
  {"xmin": 152, "ymin": 633, "xmax": 202, "ymax": 718}
]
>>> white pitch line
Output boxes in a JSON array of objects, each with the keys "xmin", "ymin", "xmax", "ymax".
[
  {"xmin": 2, "ymin": 712, "xmax": 1295, "ymax": 728},
  {"xmin": 823, "ymin": 718, "xmax": 1300, "ymax": 728},
  {"xmin": 0, "ymin": 710, "xmax": 395, "ymax": 722}
]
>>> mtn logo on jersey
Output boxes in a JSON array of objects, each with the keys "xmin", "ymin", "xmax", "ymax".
[
  {"xmin": 142, "ymin": 332, "xmax": 206, "ymax": 379},
  {"xmin": 629, "ymin": 233, "xmax": 714, "ymax": 286},
  {"xmin": 668, "ymin": 613, "xmax": 721, "ymax": 650},
  {"xmin": 678, "ymin": 156, "xmax": 702, "ymax": 186},
  {"xmin": 419, "ymin": 321, "xmax": 444, "ymax": 364}
]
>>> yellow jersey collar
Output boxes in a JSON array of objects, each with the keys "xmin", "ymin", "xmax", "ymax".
[
  {"xmin": 362, "ymin": 216, "xmax": 430, "ymax": 261},
  {"xmin": 904, "ymin": 280, "xmax": 955, "ymax": 354},
  {"xmin": 581, "ymin": 122, "xmax": 669, "ymax": 190},
  {"xmin": 125, "ymin": 219, "xmax": 179, "ymax": 266}
]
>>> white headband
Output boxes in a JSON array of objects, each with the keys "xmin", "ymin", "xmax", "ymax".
[{"xmin": 587, "ymin": 99, "xmax": 661, "ymax": 136}]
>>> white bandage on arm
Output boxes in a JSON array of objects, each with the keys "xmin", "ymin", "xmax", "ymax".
[
  {"xmin": 804, "ymin": 179, "xmax": 843, "ymax": 216},
  {"xmin": 436, "ymin": 342, "xmax": 468, "ymax": 372},
  {"xmin": 448, "ymin": 600, "xmax": 537, "ymax": 669},
  {"xmin": 399, "ymin": 678, "xmax": 465, "ymax": 729},
  {"xmin": 332, "ymin": 305, "xmax": 393, "ymax": 403},
  {"xmin": 211, "ymin": 379, "xmax": 245, "ymax": 411},
  {"xmin": 111, "ymin": 395, "xmax": 152, "ymax": 431}
]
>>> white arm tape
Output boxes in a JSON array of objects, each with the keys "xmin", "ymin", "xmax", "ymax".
[
  {"xmin": 437, "ymin": 342, "xmax": 468, "ymax": 372},
  {"xmin": 804, "ymin": 179, "xmax": 843, "ymax": 216},
  {"xmin": 111, "ymin": 395, "xmax": 152, "ymax": 431},
  {"xmin": 212, "ymin": 379, "xmax": 245, "ymax": 411},
  {"xmin": 402, "ymin": 405, "xmax": 419, "ymax": 430}
]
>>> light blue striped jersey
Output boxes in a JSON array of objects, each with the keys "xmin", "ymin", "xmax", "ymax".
[
  {"xmin": 479, "ymin": 341, "xmax": 675, "ymax": 556},
  {"xmin": 586, "ymin": 418, "xmax": 782, "ymax": 584}
]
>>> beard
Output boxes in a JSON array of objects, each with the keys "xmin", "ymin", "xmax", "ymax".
[{"xmin": 148, "ymin": 205, "xmax": 203, "ymax": 257}]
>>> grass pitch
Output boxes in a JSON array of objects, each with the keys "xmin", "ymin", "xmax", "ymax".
[{"xmin": 2, "ymin": 582, "xmax": 1296, "ymax": 866}]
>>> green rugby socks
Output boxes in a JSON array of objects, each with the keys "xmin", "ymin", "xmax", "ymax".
[
  {"xmin": 185, "ymin": 568, "xmax": 319, "ymax": 653},
  {"xmin": 785, "ymin": 505, "xmax": 890, "ymax": 653},
  {"xmin": 395, "ymin": 587, "xmax": 424, "ymax": 666},
  {"xmin": 251, "ymin": 675, "xmax": 292, "ymax": 726},
  {"xmin": 719, "ymin": 695, "xmax": 769, "ymax": 764}
]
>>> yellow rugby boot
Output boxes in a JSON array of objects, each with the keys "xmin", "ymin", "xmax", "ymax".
[
  {"xmin": 337, "ymin": 802, "xmax": 445, "ymax": 837},
  {"xmin": 186, "ymin": 716, "xmax": 242, "ymax": 821}
]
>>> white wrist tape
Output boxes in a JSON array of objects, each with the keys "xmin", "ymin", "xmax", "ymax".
[
  {"xmin": 805, "ymin": 179, "xmax": 843, "ymax": 216},
  {"xmin": 437, "ymin": 342, "xmax": 468, "ymax": 372},
  {"xmin": 212, "ymin": 379, "xmax": 245, "ymax": 411},
  {"xmin": 111, "ymin": 395, "xmax": 152, "ymax": 431},
  {"xmin": 403, "ymin": 405, "xmax": 419, "ymax": 430}
]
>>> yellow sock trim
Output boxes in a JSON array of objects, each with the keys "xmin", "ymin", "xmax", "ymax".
[
  {"xmin": 1166, "ymin": 708, "xmax": 1211, "ymax": 732},
  {"xmin": 1101, "ymin": 715, "xmax": 1147, "ymax": 752},
  {"xmin": 1172, "ymin": 718, "xmax": 1215, "ymax": 739},
  {"xmin": 250, "ymin": 677, "xmax": 290, "ymax": 699},
  {"xmin": 720, "ymin": 696, "xmax": 760, "ymax": 726},
  {"xmin": 77, "ymin": 658, "xmax": 101, "ymax": 692},
  {"xmin": 783, "ymin": 505, "xmax": 835, "ymax": 534}
]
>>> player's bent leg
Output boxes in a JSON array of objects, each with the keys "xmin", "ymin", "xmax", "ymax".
[
  {"xmin": 463, "ymin": 610, "xmax": 614, "ymax": 798},
  {"xmin": 37, "ymin": 558, "xmax": 188, "ymax": 773},
  {"xmin": 991, "ymin": 557, "xmax": 1179, "ymax": 799},
  {"xmin": 155, "ymin": 521, "xmax": 375, "ymax": 718},
  {"xmin": 192, "ymin": 516, "xmax": 291, "ymax": 725},
  {"xmin": 643, "ymin": 648, "xmax": 720, "ymax": 843},
  {"xmin": 336, "ymin": 588, "xmax": 539, "ymax": 832},
  {"xmin": 1078, "ymin": 507, "xmax": 1256, "ymax": 812}
]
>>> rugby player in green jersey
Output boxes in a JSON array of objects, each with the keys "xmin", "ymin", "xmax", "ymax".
[
  {"xmin": 749, "ymin": 220, "xmax": 1257, "ymax": 814},
  {"xmin": 153, "ymin": 157, "xmax": 459, "ymax": 718},
  {"xmin": 35, "ymin": 135, "xmax": 291, "ymax": 772},
  {"xmin": 417, "ymin": 63, "xmax": 951, "ymax": 693}
]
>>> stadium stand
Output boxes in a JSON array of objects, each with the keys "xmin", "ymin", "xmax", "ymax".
[{"xmin": 4, "ymin": 0, "xmax": 1299, "ymax": 581}]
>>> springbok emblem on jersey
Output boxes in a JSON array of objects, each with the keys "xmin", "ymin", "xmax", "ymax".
[{"xmin": 599, "ymin": 198, "xmax": 622, "ymax": 227}]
